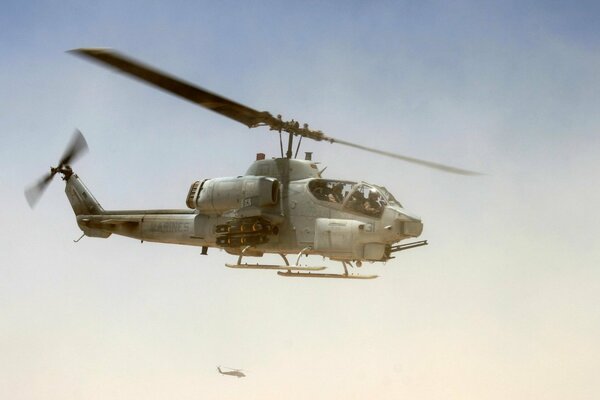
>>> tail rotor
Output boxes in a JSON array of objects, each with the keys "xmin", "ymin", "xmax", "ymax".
[{"xmin": 25, "ymin": 130, "xmax": 89, "ymax": 208}]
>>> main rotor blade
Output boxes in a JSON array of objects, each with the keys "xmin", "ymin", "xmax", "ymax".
[
  {"xmin": 70, "ymin": 48, "xmax": 482, "ymax": 175},
  {"xmin": 69, "ymin": 48, "xmax": 273, "ymax": 128},
  {"xmin": 25, "ymin": 172, "xmax": 54, "ymax": 208},
  {"xmin": 59, "ymin": 129, "xmax": 88, "ymax": 167},
  {"xmin": 329, "ymin": 137, "xmax": 482, "ymax": 175}
]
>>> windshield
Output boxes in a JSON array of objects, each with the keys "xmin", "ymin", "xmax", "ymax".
[
  {"xmin": 308, "ymin": 179, "xmax": 355, "ymax": 204},
  {"xmin": 374, "ymin": 185, "xmax": 402, "ymax": 208},
  {"xmin": 309, "ymin": 180, "xmax": 390, "ymax": 217},
  {"xmin": 343, "ymin": 183, "xmax": 387, "ymax": 218}
]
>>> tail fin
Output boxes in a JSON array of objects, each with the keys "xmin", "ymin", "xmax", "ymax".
[
  {"xmin": 65, "ymin": 173, "xmax": 111, "ymax": 239},
  {"xmin": 65, "ymin": 173, "xmax": 104, "ymax": 216}
]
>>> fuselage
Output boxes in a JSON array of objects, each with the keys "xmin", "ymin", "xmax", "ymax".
[
  {"xmin": 69, "ymin": 158, "xmax": 422, "ymax": 263},
  {"xmin": 217, "ymin": 367, "xmax": 245, "ymax": 377}
]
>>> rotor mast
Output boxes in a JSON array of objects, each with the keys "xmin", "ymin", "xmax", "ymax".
[
  {"xmin": 286, "ymin": 131, "xmax": 293, "ymax": 159},
  {"xmin": 275, "ymin": 116, "xmax": 308, "ymax": 159}
]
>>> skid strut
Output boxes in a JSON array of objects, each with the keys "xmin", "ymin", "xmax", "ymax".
[{"xmin": 225, "ymin": 246, "xmax": 326, "ymax": 272}]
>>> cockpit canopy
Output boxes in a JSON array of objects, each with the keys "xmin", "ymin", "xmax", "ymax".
[{"xmin": 308, "ymin": 179, "xmax": 402, "ymax": 218}]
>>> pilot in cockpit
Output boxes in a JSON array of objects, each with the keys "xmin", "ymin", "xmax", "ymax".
[
  {"xmin": 363, "ymin": 190, "xmax": 383, "ymax": 215},
  {"xmin": 328, "ymin": 183, "xmax": 344, "ymax": 203},
  {"xmin": 347, "ymin": 190, "xmax": 365, "ymax": 211},
  {"xmin": 311, "ymin": 181, "xmax": 328, "ymax": 201}
]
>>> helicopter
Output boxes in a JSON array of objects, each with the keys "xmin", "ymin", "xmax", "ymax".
[
  {"xmin": 25, "ymin": 48, "xmax": 480, "ymax": 280},
  {"xmin": 217, "ymin": 366, "xmax": 246, "ymax": 378}
]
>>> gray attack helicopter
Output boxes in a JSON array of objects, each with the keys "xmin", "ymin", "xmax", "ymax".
[
  {"xmin": 217, "ymin": 366, "xmax": 246, "ymax": 378},
  {"xmin": 25, "ymin": 48, "xmax": 481, "ymax": 280}
]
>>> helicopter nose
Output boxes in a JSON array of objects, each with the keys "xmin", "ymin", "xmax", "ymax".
[{"xmin": 395, "ymin": 212, "xmax": 423, "ymax": 238}]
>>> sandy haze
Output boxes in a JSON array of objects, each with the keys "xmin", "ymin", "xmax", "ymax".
[{"xmin": 1, "ymin": 1, "xmax": 599, "ymax": 399}]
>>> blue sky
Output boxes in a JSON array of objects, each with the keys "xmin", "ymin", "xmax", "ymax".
[{"xmin": 2, "ymin": 1, "xmax": 599, "ymax": 399}]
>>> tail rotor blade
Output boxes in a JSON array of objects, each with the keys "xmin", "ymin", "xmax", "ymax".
[
  {"xmin": 24, "ymin": 172, "xmax": 54, "ymax": 208},
  {"xmin": 59, "ymin": 129, "xmax": 88, "ymax": 167}
]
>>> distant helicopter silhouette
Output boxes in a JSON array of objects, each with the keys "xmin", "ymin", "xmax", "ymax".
[{"xmin": 217, "ymin": 366, "xmax": 246, "ymax": 378}]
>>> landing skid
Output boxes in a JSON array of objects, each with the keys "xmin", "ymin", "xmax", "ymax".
[
  {"xmin": 277, "ymin": 271, "xmax": 377, "ymax": 279},
  {"xmin": 278, "ymin": 260, "xmax": 378, "ymax": 280},
  {"xmin": 226, "ymin": 264, "xmax": 326, "ymax": 272},
  {"xmin": 226, "ymin": 247, "xmax": 377, "ymax": 280}
]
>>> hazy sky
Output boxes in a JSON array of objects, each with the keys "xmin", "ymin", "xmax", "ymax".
[{"xmin": 2, "ymin": 1, "xmax": 599, "ymax": 399}]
